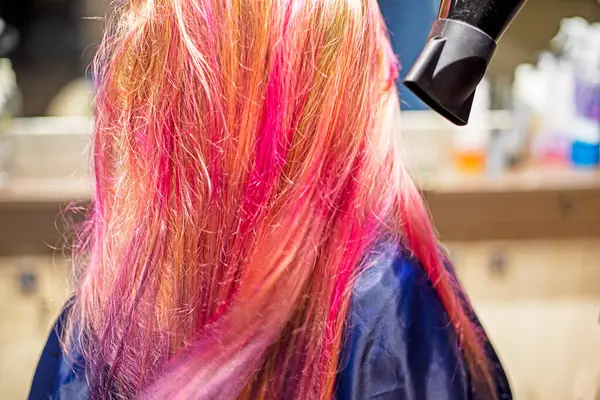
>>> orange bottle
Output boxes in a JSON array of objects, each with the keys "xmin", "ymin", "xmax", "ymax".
[{"xmin": 452, "ymin": 77, "xmax": 491, "ymax": 174}]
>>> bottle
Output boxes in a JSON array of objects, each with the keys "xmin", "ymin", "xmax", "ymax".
[
  {"xmin": 0, "ymin": 58, "xmax": 19, "ymax": 187},
  {"xmin": 533, "ymin": 53, "xmax": 573, "ymax": 165},
  {"xmin": 509, "ymin": 64, "xmax": 545, "ymax": 166},
  {"xmin": 452, "ymin": 76, "xmax": 491, "ymax": 173},
  {"xmin": 571, "ymin": 116, "xmax": 599, "ymax": 168},
  {"xmin": 570, "ymin": 21, "xmax": 600, "ymax": 168}
]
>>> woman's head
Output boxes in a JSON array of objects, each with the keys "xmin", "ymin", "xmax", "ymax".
[{"xmin": 68, "ymin": 0, "xmax": 494, "ymax": 398}]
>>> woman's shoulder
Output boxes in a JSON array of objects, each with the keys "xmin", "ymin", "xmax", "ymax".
[
  {"xmin": 337, "ymin": 242, "xmax": 512, "ymax": 400},
  {"xmin": 348, "ymin": 242, "xmax": 458, "ymax": 335},
  {"xmin": 28, "ymin": 303, "xmax": 88, "ymax": 400},
  {"xmin": 349, "ymin": 242, "xmax": 450, "ymax": 326},
  {"xmin": 336, "ymin": 242, "xmax": 471, "ymax": 399}
]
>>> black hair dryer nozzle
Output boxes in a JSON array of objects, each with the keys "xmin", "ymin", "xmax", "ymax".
[{"xmin": 404, "ymin": 0, "xmax": 527, "ymax": 125}]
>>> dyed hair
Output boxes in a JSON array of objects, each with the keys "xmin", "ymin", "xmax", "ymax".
[{"xmin": 66, "ymin": 0, "xmax": 495, "ymax": 398}]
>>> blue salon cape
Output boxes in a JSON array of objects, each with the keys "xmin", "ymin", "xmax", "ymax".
[{"xmin": 29, "ymin": 245, "xmax": 511, "ymax": 399}]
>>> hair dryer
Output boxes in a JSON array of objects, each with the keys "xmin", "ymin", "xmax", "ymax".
[{"xmin": 404, "ymin": 0, "xmax": 528, "ymax": 125}]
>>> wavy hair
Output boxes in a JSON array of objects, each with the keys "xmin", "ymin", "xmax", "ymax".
[{"xmin": 65, "ymin": 0, "xmax": 495, "ymax": 398}]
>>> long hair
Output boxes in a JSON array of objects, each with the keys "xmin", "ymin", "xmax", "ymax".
[{"xmin": 66, "ymin": 0, "xmax": 495, "ymax": 398}]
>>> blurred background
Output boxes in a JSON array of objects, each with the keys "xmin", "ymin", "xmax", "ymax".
[{"xmin": 0, "ymin": 0, "xmax": 598, "ymax": 398}]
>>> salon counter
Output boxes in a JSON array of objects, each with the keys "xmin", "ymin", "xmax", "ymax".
[
  {"xmin": 423, "ymin": 168, "xmax": 600, "ymax": 241},
  {"xmin": 1, "ymin": 166, "xmax": 599, "ymax": 250}
]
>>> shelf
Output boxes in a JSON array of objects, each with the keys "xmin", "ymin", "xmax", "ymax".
[
  {"xmin": 0, "ymin": 167, "xmax": 598, "ymax": 246},
  {"xmin": 1, "ymin": 167, "xmax": 600, "ymax": 204},
  {"xmin": 0, "ymin": 177, "xmax": 90, "ymax": 204},
  {"xmin": 422, "ymin": 168, "xmax": 600, "ymax": 194}
]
